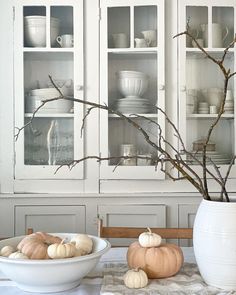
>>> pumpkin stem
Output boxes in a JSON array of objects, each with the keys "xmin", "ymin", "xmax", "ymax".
[
  {"xmin": 134, "ymin": 267, "xmax": 140, "ymax": 272},
  {"xmin": 61, "ymin": 239, "xmax": 66, "ymax": 244},
  {"xmin": 147, "ymin": 227, "xmax": 152, "ymax": 234}
]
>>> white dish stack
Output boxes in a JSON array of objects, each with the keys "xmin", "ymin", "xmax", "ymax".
[
  {"xmin": 116, "ymin": 70, "xmax": 152, "ymax": 113},
  {"xmin": 24, "ymin": 15, "xmax": 60, "ymax": 47},
  {"xmin": 224, "ymin": 89, "xmax": 234, "ymax": 114},
  {"xmin": 25, "ymin": 88, "xmax": 73, "ymax": 113},
  {"xmin": 198, "ymin": 102, "xmax": 209, "ymax": 114}
]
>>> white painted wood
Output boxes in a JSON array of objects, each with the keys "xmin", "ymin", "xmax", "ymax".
[
  {"xmin": 178, "ymin": 203, "xmax": 199, "ymax": 246},
  {"xmin": 15, "ymin": 205, "xmax": 86, "ymax": 235},
  {"xmin": 14, "ymin": 0, "xmax": 84, "ymax": 180},
  {"xmin": 0, "ymin": 1, "xmax": 14, "ymax": 193},
  {"xmin": 100, "ymin": 0, "xmax": 165, "ymax": 180},
  {"xmin": 98, "ymin": 204, "xmax": 166, "ymax": 245},
  {"xmin": 178, "ymin": 0, "xmax": 236, "ymax": 179},
  {"xmin": 1, "ymin": 0, "xmax": 236, "ymax": 196},
  {"xmin": 83, "ymin": 0, "xmax": 100, "ymax": 193}
]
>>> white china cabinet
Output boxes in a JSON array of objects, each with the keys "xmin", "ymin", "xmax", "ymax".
[
  {"xmin": 178, "ymin": 0, "xmax": 236, "ymax": 178},
  {"xmin": 14, "ymin": 0, "xmax": 84, "ymax": 179},
  {"xmin": 100, "ymin": 0, "xmax": 165, "ymax": 179}
]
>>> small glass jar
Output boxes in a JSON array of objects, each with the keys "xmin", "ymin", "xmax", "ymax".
[{"xmin": 120, "ymin": 144, "xmax": 136, "ymax": 166}]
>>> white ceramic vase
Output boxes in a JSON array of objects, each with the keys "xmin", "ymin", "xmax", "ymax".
[{"xmin": 193, "ymin": 199, "xmax": 236, "ymax": 290}]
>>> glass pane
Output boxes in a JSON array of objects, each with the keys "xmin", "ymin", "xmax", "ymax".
[
  {"xmin": 51, "ymin": 6, "xmax": 74, "ymax": 48},
  {"xmin": 23, "ymin": 6, "xmax": 46, "ymax": 48},
  {"xmin": 186, "ymin": 120, "xmax": 233, "ymax": 165},
  {"xmin": 212, "ymin": 7, "xmax": 234, "ymax": 48},
  {"xmin": 186, "ymin": 6, "xmax": 208, "ymax": 48},
  {"xmin": 24, "ymin": 118, "xmax": 74, "ymax": 165},
  {"xmin": 108, "ymin": 7, "xmax": 130, "ymax": 48},
  {"xmin": 185, "ymin": 52, "xmax": 234, "ymax": 164},
  {"xmin": 107, "ymin": 52, "xmax": 157, "ymax": 166},
  {"xmin": 108, "ymin": 118, "xmax": 158, "ymax": 166},
  {"xmin": 24, "ymin": 52, "xmax": 74, "ymax": 113},
  {"xmin": 108, "ymin": 53, "xmax": 157, "ymax": 110},
  {"xmin": 134, "ymin": 6, "xmax": 157, "ymax": 48}
]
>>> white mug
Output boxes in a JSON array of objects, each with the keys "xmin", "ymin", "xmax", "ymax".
[
  {"xmin": 56, "ymin": 34, "xmax": 74, "ymax": 48},
  {"xmin": 120, "ymin": 144, "xmax": 136, "ymax": 166},
  {"xmin": 112, "ymin": 33, "xmax": 128, "ymax": 48},
  {"xmin": 135, "ymin": 38, "xmax": 147, "ymax": 48}
]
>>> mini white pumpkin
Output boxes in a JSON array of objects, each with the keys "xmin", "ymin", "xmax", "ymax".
[
  {"xmin": 138, "ymin": 227, "xmax": 162, "ymax": 247},
  {"xmin": 9, "ymin": 251, "xmax": 29, "ymax": 259},
  {"xmin": 70, "ymin": 234, "xmax": 93, "ymax": 255},
  {"xmin": 0, "ymin": 245, "xmax": 15, "ymax": 257},
  {"xmin": 124, "ymin": 268, "xmax": 148, "ymax": 289},
  {"xmin": 47, "ymin": 240, "xmax": 76, "ymax": 259}
]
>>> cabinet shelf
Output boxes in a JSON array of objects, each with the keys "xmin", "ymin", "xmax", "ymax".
[
  {"xmin": 186, "ymin": 48, "xmax": 234, "ymax": 53},
  {"xmin": 187, "ymin": 114, "xmax": 234, "ymax": 119},
  {"xmin": 186, "ymin": 48, "xmax": 234, "ymax": 59},
  {"xmin": 23, "ymin": 48, "xmax": 75, "ymax": 53},
  {"xmin": 108, "ymin": 48, "xmax": 158, "ymax": 54},
  {"xmin": 25, "ymin": 113, "xmax": 74, "ymax": 118},
  {"xmin": 109, "ymin": 113, "xmax": 157, "ymax": 118}
]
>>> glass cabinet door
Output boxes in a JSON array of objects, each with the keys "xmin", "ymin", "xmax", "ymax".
[
  {"xmin": 178, "ymin": 0, "xmax": 236, "ymax": 177},
  {"xmin": 100, "ymin": 0, "xmax": 165, "ymax": 179},
  {"xmin": 14, "ymin": 0, "xmax": 84, "ymax": 179}
]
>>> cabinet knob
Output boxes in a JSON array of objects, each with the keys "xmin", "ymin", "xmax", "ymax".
[
  {"xmin": 180, "ymin": 85, "xmax": 186, "ymax": 92},
  {"xmin": 76, "ymin": 85, "xmax": 83, "ymax": 91},
  {"xmin": 159, "ymin": 84, "xmax": 165, "ymax": 90}
]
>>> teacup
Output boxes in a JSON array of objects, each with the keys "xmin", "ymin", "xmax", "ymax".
[
  {"xmin": 56, "ymin": 34, "xmax": 73, "ymax": 48},
  {"xmin": 135, "ymin": 38, "xmax": 147, "ymax": 48}
]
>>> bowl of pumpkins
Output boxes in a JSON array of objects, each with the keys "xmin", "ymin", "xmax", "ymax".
[{"xmin": 0, "ymin": 232, "xmax": 110, "ymax": 293}]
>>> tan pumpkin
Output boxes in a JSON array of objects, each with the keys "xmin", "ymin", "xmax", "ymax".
[
  {"xmin": 47, "ymin": 241, "xmax": 76, "ymax": 259},
  {"xmin": 17, "ymin": 232, "xmax": 62, "ymax": 259},
  {"xmin": 127, "ymin": 241, "xmax": 183, "ymax": 279}
]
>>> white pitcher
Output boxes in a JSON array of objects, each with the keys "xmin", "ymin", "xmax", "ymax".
[{"xmin": 201, "ymin": 23, "xmax": 229, "ymax": 48}]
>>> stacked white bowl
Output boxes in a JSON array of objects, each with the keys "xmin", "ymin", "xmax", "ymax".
[
  {"xmin": 24, "ymin": 16, "xmax": 60, "ymax": 47},
  {"xmin": 198, "ymin": 101, "xmax": 209, "ymax": 114},
  {"xmin": 25, "ymin": 88, "xmax": 73, "ymax": 113},
  {"xmin": 116, "ymin": 71, "xmax": 151, "ymax": 113},
  {"xmin": 116, "ymin": 70, "xmax": 148, "ymax": 98}
]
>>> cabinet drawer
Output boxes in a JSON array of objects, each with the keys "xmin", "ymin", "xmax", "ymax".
[
  {"xmin": 98, "ymin": 204, "xmax": 166, "ymax": 246},
  {"xmin": 15, "ymin": 205, "xmax": 86, "ymax": 236}
]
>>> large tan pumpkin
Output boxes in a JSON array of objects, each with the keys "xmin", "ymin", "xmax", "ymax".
[
  {"xmin": 17, "ymin": 232, "xmax": 62, "ymax": 259},
  {"xmin": 127, "ymin": 241, "xmax": 184, "ymax": 279}
]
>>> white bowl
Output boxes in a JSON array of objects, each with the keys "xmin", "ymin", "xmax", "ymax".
[
  {"xmin": 24, "ymin": 16, "xmax": 59, "ymax": 25},
  {"xmin": 117, "ymin": 74, "xmax": 148, "ymax": 98},
  {"xmin": 31, "ymin": 86, "xmax": 73, "ymax": 97},
  {"xmin": 117, "ymin": 70, "xmax": 147, "ymax": 78},
  {"xmin": 25, "ymin": 94, "xmax": 73, "ymax": 113},
  {"xmin": 24, "ymin": 16, "xmax": 59, "ymax": 47},
  {"xmin": 0, "ymin": 234, "xmax": 110, "ymax": 293}
]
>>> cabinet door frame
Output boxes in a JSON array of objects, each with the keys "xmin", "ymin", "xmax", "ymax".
[
  {"xmin": 178, "ymin": 0, "xmax": 236, "ymax": 179},
  {"xmin": 100, "ymin": 0, "xmax": 165, "ymax": 180},
  {"xmin": 14, "ymin": 205, "xmax": 86, "ymax": 235},
  {"xmin": 14, "ymin": 0, "xmax": 84, "ymax": 180}
]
